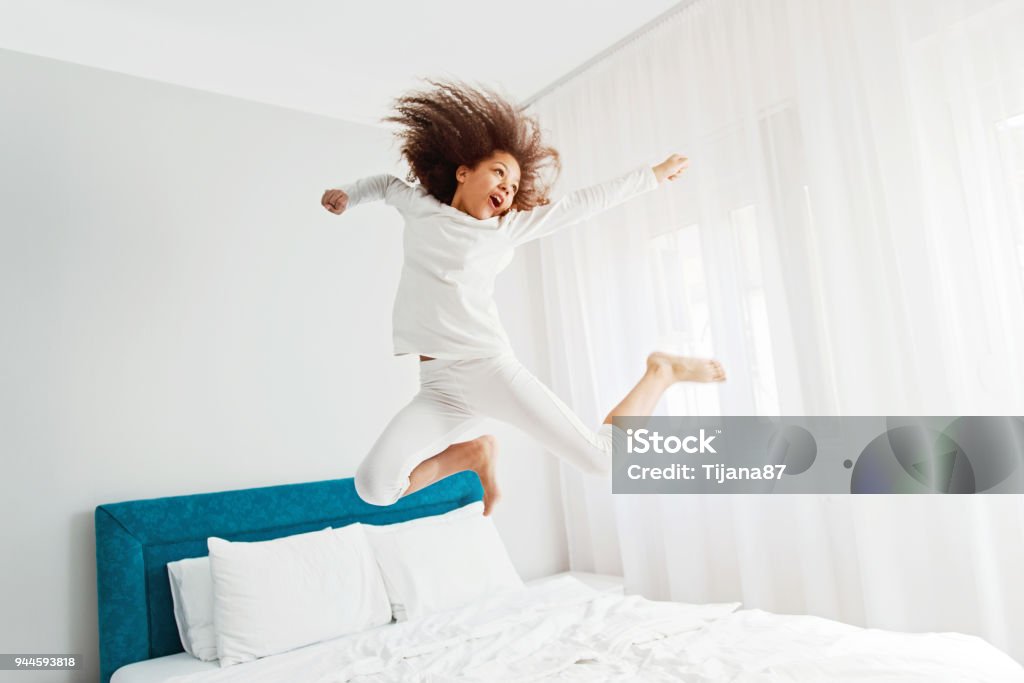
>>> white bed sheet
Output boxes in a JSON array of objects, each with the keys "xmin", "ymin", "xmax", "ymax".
[
  {"xmin": 121, "ymin": 576, "xmax": 1023, "ymax": 682},
  {"xmin": 110, "ymin": 653, "xmax": 218, "ymax": 683},
  {"xmin": 108, "ymin": 576, "xmax": 571, "ymax": 683}
]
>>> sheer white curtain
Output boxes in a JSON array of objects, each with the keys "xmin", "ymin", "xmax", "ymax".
[{"xmin": 527, "ymin": 0, "xmax": 1024, "ymax": 662}]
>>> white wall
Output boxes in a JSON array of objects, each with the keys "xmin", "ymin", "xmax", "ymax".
[{"xmin": 0, "ymin": 48, "xmax": 567, "ymax": 683}]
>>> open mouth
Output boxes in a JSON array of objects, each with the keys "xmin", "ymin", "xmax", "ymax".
[{"xmin": 489, "ymin": 194, "xmax": 503, "ymax": 210}]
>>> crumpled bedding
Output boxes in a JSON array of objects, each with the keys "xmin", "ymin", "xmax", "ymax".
[{"xmin": 166, "ymin": 576, "xmax": 1024, "ymax": 682}]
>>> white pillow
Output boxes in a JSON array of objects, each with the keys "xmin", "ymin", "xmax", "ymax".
[
  {"xmin": 363, "ymin": 501, "xmax": 524, "ymax": 621},
  {"xmin": 207, "ymin": 525, "xmax": 391, "ymax": 668},
  {"xmin": 166, "ymin": 556, "xmax": 218, "ymax": 661}
]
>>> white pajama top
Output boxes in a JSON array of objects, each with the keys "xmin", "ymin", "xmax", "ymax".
[{"xmin": 337, "ymin": 166, "xmax": 659, "ymax": 360}]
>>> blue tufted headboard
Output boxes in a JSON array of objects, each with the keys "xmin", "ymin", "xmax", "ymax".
[{"xmin": 94, "ymin": 472, "xmax": 483, "ymax": 683}]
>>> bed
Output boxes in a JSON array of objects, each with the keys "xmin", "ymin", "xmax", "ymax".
[{"xmin": 96, "ymin": 474, "xmax": 1024, "ymax": 682}]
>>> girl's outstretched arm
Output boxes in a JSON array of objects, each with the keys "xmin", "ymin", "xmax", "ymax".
[
  {"xmin": 502, "ymin": 154, "xmax": 689, "ymax": 245},
  {"xmin": 321, "ymin": 174, "xmax": 419, "ymax": 216}
]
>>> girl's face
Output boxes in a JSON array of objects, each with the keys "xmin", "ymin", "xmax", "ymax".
[{"xmin": 451, "ymin": 151, "xmax": 522, "ymax": 219}]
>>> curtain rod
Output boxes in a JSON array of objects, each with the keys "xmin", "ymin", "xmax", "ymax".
[{"xmin": 522, "ymin": 0, "xmax": 701, "ymax": 107}]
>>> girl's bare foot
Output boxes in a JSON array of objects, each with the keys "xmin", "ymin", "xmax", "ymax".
[
  {"xmin": 647, "ymin": 351, "xmax": 727, "ymax": 383},
  {"xmin": 467, "ymin": 435, "xmax": 501, "ymax": 516}
]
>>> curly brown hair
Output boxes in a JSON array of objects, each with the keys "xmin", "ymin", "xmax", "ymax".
[{"xmin": 383, "ymin": 80, "xmax": 561, "ymax": 211}]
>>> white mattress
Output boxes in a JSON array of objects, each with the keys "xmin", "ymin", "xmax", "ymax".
[{"xmin": 113, "ymin": 576, "xmax": 1024, "ymax": 682}]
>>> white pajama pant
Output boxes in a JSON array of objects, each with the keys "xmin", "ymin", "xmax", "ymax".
[{"xmin": 354, "ymin": 354, "xmax": 615, "ymax": 506}]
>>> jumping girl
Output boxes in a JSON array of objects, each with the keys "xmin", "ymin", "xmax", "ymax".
[{"xmin": 321, "ymin": 81, "xmax": 726, "ymax": 516}]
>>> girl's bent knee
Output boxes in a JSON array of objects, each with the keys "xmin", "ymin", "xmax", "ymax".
[
  {"xmin": 578, "ymin": 425, "xmax": 616, "ymax": 478},
  {"xmin": 354, "ymin": 472, "xmax": 405, "ymax": 507}
]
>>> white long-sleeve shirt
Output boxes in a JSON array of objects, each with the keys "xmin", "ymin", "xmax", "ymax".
[{"xmin": 337, "ymin": 165, "xmax": 659, "ymax": 359}]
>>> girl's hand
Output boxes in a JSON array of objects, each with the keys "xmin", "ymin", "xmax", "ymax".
[
  {"xmin": 321, "ymin": 189, "xmax": 349, "ymax": 214},
  {"xmin": 652, "ymin": 154, "xmax": 690, "ymax": 184}
]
